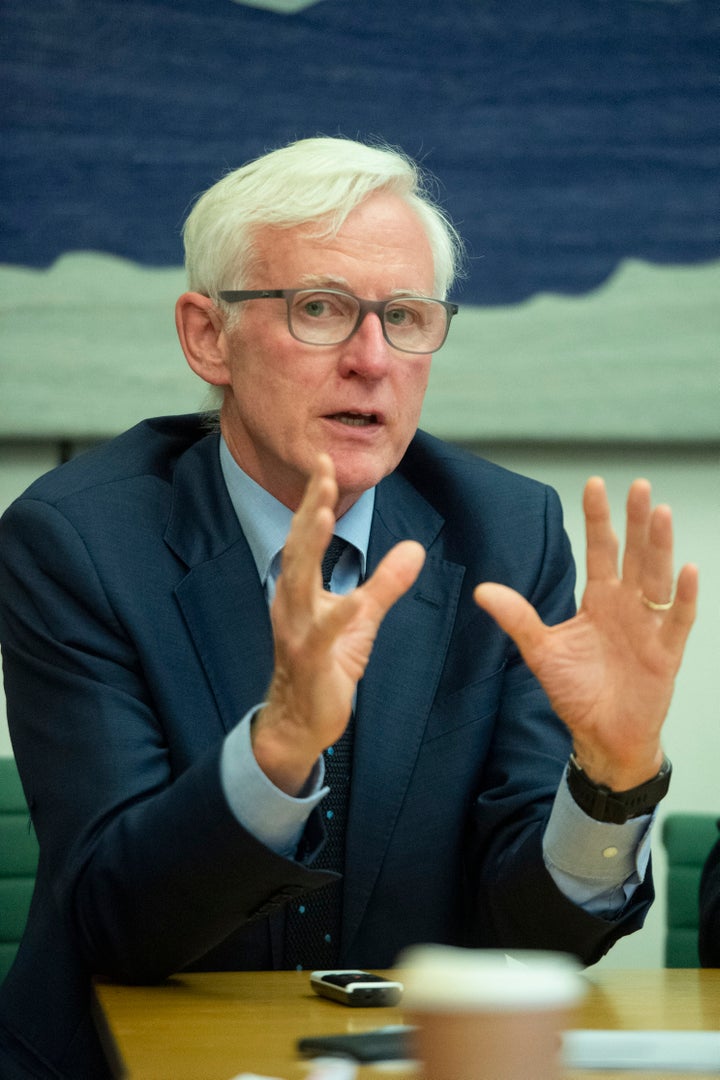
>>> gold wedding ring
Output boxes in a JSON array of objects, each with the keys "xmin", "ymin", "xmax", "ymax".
[{"xmin": 641, "ymin": 593, "xmax": 673, "ymax": 612}]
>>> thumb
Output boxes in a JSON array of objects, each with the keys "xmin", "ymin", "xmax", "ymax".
[
  {"xmin": 473, "ymin": 582, "xmax": 547, "ymax": 656},
  {"xmin": 363, "ymin": 540, "xmax": 426, "ymax": 614}
]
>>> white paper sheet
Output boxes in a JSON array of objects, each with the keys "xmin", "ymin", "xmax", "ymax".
[{"xmin": 562, "ymin": 1030, "xmax": 720, "ymax": 1072}]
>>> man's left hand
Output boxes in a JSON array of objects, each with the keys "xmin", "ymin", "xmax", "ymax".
[{"xmin": 473, "ymin": 477, "xmax": 698, "ymax": 791}]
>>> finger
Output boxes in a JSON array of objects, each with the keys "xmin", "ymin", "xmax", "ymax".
[
  {"xmin": 296, "ymin": 453, "xmax": 338, "ymax": 525},
  {"xmin": 621, "ymin": 478, "xmax": 651, "ymax": 587},
  {"xmin": 638, "ymin": 503, "xmax": 674, "ymax": 607},
  {"xmin": 280, "ymin": 456, "xmax": 337, "ymax": 598},
  {"xmin": 584, "ymin": 477, "xmax": 619, "ymax": 582},
  {"xmin": 661, "ymin": 562, "xmax": 699, "ymax": 650},
  {"xmin": 316, "ymin": 540, "xmax": 426, "ymax": 644},
  {"xmin": 473, "ymin": 582, "xmax": 547, "ymax": 660}
]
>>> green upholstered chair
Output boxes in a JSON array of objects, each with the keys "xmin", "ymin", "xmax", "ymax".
[
  {"xmin": 0, "ymin": 756, "xmax": 39, "ymax": 984},
  {"xmin": 661, "ymin": 812, "xmax": 719, "ymax": 968}
]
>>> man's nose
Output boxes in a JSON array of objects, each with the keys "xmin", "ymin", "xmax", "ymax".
[{"xmin": 338, "ymin": 311, "xmax": 393, "ymax": 376}]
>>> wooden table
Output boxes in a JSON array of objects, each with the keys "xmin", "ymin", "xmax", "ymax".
[{"xmin": 94, "ymin": 968, "xmax": 720, "ymax": 1080}]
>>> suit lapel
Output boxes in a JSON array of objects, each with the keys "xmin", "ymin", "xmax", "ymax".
[
  {"xmin": 342, "ymin": 470, "xmax": 465, "ymax": 951},
  {"xmin": 164, "ymin": 434, "xmax": 274, "ymax": 732}
]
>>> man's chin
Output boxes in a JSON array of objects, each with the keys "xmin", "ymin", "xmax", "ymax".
[{"xmin": 331, "ymin": 452, "xmax": 404, "ymax": 512}]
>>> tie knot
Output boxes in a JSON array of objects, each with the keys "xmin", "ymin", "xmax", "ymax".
[{"xmin": 321, "ymin": 535, "xmax": 349, "ymax": 591}]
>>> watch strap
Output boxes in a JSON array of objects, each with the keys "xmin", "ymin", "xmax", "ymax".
[{"xmin": 566, "ymin": 754, "xmax": 672, "ymax": 824}]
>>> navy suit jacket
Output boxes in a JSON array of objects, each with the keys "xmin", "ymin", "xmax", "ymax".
[{"xmin": 0, "ymin": 415, "xmax": 653, "ymax": 1078}]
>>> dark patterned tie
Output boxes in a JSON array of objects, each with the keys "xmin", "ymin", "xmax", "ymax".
[
  {"xmin": 283, "ymin": 536, "xmax": 354, "ymax": 970},
  {"xmin": 320, "ymin": 534, "xmax": 349, "ymax": 592}
]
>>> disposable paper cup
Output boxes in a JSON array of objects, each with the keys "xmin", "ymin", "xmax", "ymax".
[{"xmin": 399, "ymin": 946, "xmax": 585, "ymax": 1080}]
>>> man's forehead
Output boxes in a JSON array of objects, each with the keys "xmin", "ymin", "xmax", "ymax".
[{"xmin": 246, "ymin": 193, "xmax": 436, "ymax": 292}]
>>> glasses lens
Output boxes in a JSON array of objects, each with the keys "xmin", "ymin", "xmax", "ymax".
[
  {"xmin": 383, "ymin": 298, "xmax": 448, "ymax": 353},
  {"xmin": 289, "ymin": 291, "xmax": 358, "ymax": 344}
]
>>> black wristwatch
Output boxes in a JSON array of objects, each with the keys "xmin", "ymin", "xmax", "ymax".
[{"xmin": 566, "ymin": 753, "xmax": 672, "ymax": 824}]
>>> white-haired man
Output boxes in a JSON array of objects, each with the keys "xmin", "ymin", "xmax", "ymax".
[{"xmin": 0, "ymin": 137, "xmax": 697, "ymax": 1078}]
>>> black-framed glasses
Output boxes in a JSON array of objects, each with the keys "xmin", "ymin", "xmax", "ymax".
[{"xmin": 217, "ymin": 288, "xmax": 459, "ymax": 354}]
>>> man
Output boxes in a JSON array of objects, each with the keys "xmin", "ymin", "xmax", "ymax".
[
  {"xmin": 0, "ymin": 137, "xmax": 697, "ymax": 1078},
  {"xmin": 700, "ymin": 832, "xmax": 720, "ymax": 965}
]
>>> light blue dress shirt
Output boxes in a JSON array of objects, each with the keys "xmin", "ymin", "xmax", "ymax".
[{"xmin": 217, "ymin": 437, "xmax": 652, "ymax": 917}]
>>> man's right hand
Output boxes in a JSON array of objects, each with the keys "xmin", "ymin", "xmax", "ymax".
[{"xmin": 251, "ymin": 454, "xmax": 425, "ymax": 795}]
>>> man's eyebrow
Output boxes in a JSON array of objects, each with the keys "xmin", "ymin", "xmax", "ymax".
[{"xmin": 297, "ymin": 274, "xmax": 352, "ymax": 290}]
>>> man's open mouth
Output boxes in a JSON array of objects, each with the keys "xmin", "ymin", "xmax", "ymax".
[{"xmin": 327, "ymin": 412, "xmax": 379, "ymax": 427}]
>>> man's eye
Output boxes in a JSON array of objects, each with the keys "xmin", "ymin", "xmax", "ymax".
[
  {"xmin": 297, "ymin": 293, "xmax": 352, "ymax": 319},
  {"xmin": 303, "ymin": 299, "xmax": 330, "ymax": 318},
  {"xmin": 386, "ymin": 305, "xmax": 415, "ymax": 326}
]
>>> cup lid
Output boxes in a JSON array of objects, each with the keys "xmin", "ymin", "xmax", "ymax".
[{"xmin": 398, "ymin": 946, "xmax": 585, "ymax": 1012}]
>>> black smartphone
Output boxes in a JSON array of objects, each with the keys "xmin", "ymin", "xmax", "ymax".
[
  {"xmin": 298, "ymin": 1025, "xmax": 415, "ymax": 1062},
  {"xmin": 310, "ymin": 969, "xmax": 404, "ymax": 1007}
]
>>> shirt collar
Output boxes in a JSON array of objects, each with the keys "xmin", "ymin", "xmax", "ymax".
[{"xmin": 219, "ymin": 436, "xmax": 374, "ymax": 586}]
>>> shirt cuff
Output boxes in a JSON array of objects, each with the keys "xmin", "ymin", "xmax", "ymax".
[
  {"xmin": 220, "ymin": 707, "xmax": 327, "ymax": 859},
  {"xmin": 543, "ymin": 771, "xmax": 654, "ymax": 916}
]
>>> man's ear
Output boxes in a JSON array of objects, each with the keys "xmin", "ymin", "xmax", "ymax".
[{"xmin": 175, "ymin": 292, "xmax": 231, "ymax": 387}]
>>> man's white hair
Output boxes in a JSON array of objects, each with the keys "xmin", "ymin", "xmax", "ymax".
[{"xmin": 182, "ymin": 136, "xmax": 463, "ymax": 307}]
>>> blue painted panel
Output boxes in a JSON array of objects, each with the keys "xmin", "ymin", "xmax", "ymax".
[{"xmin": 2, "ymin": 0, "xmax": 717, "ymax": 304}]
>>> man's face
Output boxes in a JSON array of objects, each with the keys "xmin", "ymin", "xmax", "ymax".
[{"xmin": 216, "ymin": 191, "xmax": 437, "ymax": 515}]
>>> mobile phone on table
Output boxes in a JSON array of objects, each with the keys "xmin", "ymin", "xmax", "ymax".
[
  {"xmin": 310, "ymin": 969, "xmax": 404, "ymax": 1007},
  {"xmin": 298, "ymin": 1025, "xmax": 414, "ymax": 1061}
]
